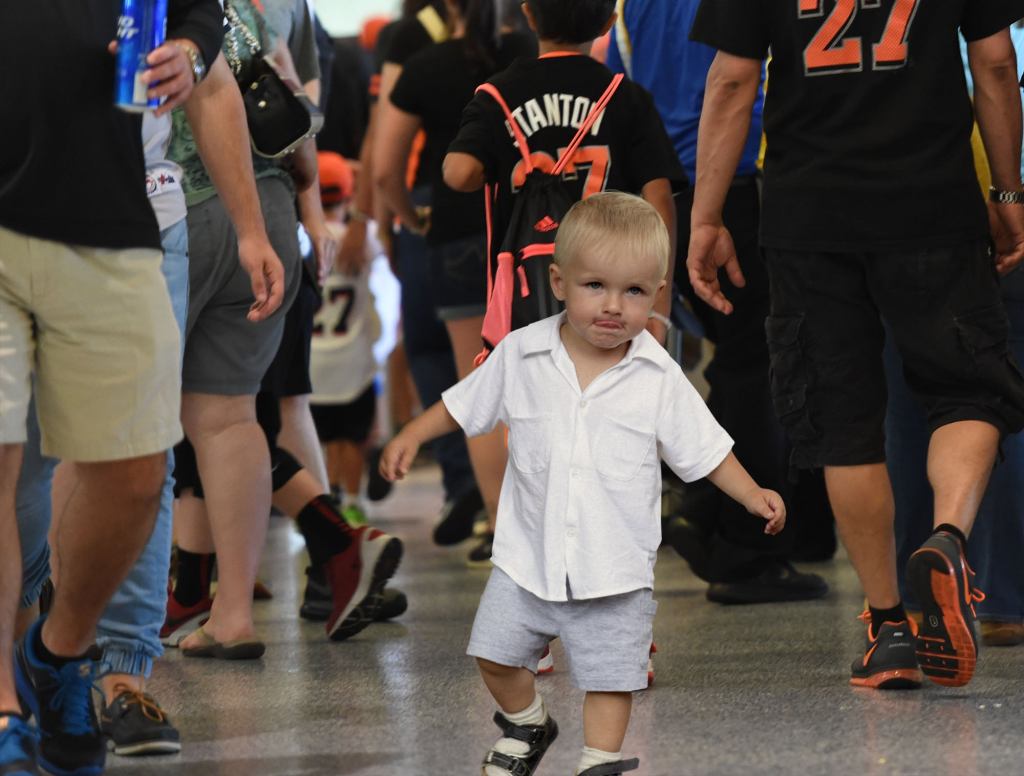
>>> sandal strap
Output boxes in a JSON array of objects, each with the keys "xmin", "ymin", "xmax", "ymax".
[
  {"xmin": 491, "ymin": 711, "xmax": 547, "ymax": 745},
  {"xmin": 483, "ymin": 750, "xmax": 533, "ymax": 776},
  {"xmin": 578, "ymin": 759, "xmax": 641, "ymax": 776}
]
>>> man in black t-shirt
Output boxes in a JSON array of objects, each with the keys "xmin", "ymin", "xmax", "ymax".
[{"xmin": 688, "ymin": 0, "xmax": 1024, "ymax": 690}]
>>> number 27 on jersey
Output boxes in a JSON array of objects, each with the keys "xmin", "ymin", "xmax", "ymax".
[{"xmin": 800, "ymin": 0, "xmax": 920, "ymax": 76}]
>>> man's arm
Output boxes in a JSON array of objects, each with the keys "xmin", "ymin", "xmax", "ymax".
[
  {"xmin": 147, "ymin": 0, "xmax": 223, "ymax": 115},
  {"xmin": 687, "ymin": 51, "xmax": 761, "ymax": 315},
  {"xmin": 969, "ymin": 28, "xmax": 1024, "ymax": 274},
  {"xmin": 185, "ymin": 53, "xmax": 285, "ymax": 321}
]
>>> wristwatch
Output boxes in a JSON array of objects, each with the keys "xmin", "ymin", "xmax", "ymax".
[
  {"xmin": 989, "ymin": 186, "xmax": 1024, "ymax": 205},
  {"xmin": 175, "ymin": 41, "xmax": 207, "ymax": 84}
]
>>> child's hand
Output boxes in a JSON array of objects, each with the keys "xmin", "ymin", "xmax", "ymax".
[
  {"xmin": 743, "ymin": 488, "xmax": 786, "ymax": 535},
  {"xmin": 379, "ymin": 434, "xmax": 420, "ymax": 482}
]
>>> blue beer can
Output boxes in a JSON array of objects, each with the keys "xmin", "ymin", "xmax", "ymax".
[{"xmin": 114, "ymin": 0, "xmax": 169, "ymax": 112}]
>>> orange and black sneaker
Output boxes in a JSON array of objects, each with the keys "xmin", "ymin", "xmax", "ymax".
[
  {"xmin": 850, "ymin": 611, "xmax": 922, "ymax": 689},
  {"xmin": 906, "ymin": 530, "xmax": 985, "ymax": 687}
]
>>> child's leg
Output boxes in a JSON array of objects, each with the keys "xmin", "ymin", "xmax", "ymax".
[
  {"xmin": 323, "ymin": 441, "xmax": 344, "ymax": 496},
  {"xmin": 582, "ymin": 691, "xmax": 632, "ymax": 752},
  {"xmin": 477, "ymin": 658, "xmax": 536, "ymax": 713},
  {"xmin": 336, "ymin": 440, "xmax": 365, "ymax": 501}
]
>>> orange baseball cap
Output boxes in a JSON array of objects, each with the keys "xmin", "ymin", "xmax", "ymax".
[{"xmin": 318, "ymin": 151, "xmax": 355, "ymax": 206}]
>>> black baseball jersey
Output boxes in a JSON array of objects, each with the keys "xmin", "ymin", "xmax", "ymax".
[
  {"xmin": 691, "ymin": 0, "xmax": 1024, "ymax": 250},
  {"xmin": 448, "ymin": 53, "xmax": 684, "ymax": 248}
]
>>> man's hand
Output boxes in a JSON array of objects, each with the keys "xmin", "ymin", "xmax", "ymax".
[
  {"xmin": 146, "ymin": 40, "xmax": 198, "ymax": 116},
  {"xmin": 742, "ymin": 487, "xmax": 787, "ymax": 535},
  {"xmin": 989, "ymin": 201, "xmax": 1024, "ymax": 274},
  {"xmin": 238, "ymin": 236, "xmax": 286, "ymax": 322},
  {"xmin": 686, "ymin": 222, "xmax": 746, "ymax": 315}
]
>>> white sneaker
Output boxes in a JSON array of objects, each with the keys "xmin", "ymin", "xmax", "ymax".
[{"xmin": 536, "ymin": 645, "xmax": 554, "ymax": 675}]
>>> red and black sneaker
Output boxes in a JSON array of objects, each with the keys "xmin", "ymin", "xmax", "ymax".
[
  {"xmin": 326, "ymin": 526, "xmax": 403, "ymax": 641},
  {"xmin": 849, "ymin": 611, "xmax": 922, "ymax": 689},
  {"xmin": 159, "ymin": 593, "xmax": 212, "ymax": 647},
  {"xmin": 906, "ymin": 530, "xmax": 985, "ymax": 687}
]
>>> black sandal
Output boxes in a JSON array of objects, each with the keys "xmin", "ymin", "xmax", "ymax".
[
  {"xmin": 481, "ymin": 711, "xmax": 559, "ymax": 776},
  {"xmin": 577, "ymin": 758, "xmax": 640, "ymax": 776}
]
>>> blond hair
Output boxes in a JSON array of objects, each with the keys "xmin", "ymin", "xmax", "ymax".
[{"xmin": 553, "ymin": 191, "xmax": 670, "ymax": 278}]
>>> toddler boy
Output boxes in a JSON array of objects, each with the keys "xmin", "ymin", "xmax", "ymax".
[{"xmin": 380, "ymin": 193, "xmax": 784, "ymax": 776}]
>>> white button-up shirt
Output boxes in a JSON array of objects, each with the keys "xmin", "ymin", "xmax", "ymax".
[{"xmin": 442, "ymin": 313, "xmax": 733, "ymax": 602}]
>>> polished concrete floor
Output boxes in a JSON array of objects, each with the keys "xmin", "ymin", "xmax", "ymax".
[{"xmin": 107, "ymin": 464, "xmax": 1024, "ymax": 776}]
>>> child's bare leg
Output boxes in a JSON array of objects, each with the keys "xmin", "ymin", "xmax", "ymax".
[
  {"xmin": 324, "ymin": 441, "xmax": 344, "ymax": 493},
  {"xmin": 337, "ymin": 440, "xmax": 365, "ymax": 498},
  {"xmin": 477, "ymin": 658, "xmax": 536, "ymax": 712},
  {"xmin": 582, "ymin": 691, "xmax": 631, "ymax": 750},
  {"xmin": 578, "ymin": 692, "xmax": 634, "ymax": 774}
]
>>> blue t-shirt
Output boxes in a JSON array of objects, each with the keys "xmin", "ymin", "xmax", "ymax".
[{"xmin": 606, "ymin": 0, "xmax": 765, "ymax": 182}]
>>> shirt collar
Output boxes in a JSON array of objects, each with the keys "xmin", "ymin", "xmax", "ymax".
[{"xmin": 521, "ymin": 313, "xmax": 668, "ymax": 369}]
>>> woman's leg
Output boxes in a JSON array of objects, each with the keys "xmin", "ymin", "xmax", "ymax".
[{"xmin": 178, "ymin": 392, "xmax": 270, "ymax": 645}]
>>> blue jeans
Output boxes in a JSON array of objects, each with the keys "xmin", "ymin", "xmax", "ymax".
[
  {"xmin": 887, "ymin": 268, "xmax": 1024, "ymax": 621},
  {"xmin": 16, "ymin": 218, "xmax": 189, "ymax": 677},
  {"xmin": 396, "ymin": 187, "xmax": 475, "ymax": 501}
]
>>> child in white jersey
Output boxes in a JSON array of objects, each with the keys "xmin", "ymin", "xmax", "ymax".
[
  {"xmin": 310, "ymin": 152, "xmax": 383, "ymax": 523},
  {"xmin": 380, "ymin": 192, "xmax": 784, "ymax": 776}
]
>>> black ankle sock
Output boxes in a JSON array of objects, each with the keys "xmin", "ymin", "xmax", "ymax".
[
  {"xmin": 869, "ymin": 602, "xmax": 908, "ymax": 634},
  {"xmin": 934, "ymin": 523, "xmax": 968, "ymax": 550},
  {"xmin": 173, "ymin": 549, "xmax": 215, "ymax": 607},
  {"xmin": 297, "ymin": 495, "xmax": 355, "ymax": 567},
  {"xmin": 32, "ymin": 624, "xmax": 87, "ymax": 669}
]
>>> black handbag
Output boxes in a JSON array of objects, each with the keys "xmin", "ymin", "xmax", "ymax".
[{"xmin": 224, "ymin": 2, "xmax": 324, "ymax": 158}]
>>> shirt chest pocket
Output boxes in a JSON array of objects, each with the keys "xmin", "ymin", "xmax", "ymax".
[
  {"xmin": 591, "ymin": 417, "xmax": 656, "ymax": 482},
  {"xmin": 509, "ymin": 415, "xmax": 552, "ymax": 474}
]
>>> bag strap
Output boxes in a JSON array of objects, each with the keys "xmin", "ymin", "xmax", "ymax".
[
  {"xmin": 553, "ymin": 73, "xmax": 623, "ymax": 175},
  {"xmin": 476, "ymin": 83, "xmax": 534, "ymax": 173}
]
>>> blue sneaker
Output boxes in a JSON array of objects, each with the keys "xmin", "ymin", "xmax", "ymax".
[
  {"xmin": 14, "ymin": 620, "xmax": 104, "ymax": 776},
  {"xmin": 0, "ymin": 713, "xmax": 39, "ymax": 775}
]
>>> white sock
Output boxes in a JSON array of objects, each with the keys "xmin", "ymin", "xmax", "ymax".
[
  {"xmin": 342, "ymin": 492, "xmax": 362, "ymax": 510},
  {"xmin": 483, "ymin": 694, "xmax": 546, "ymax": 776},
  {"xmin": 576, "ymin": 746, "xmax": 622, "ymax": 774}
]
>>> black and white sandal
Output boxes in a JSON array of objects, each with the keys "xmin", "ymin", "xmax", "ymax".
[{"xmin": 480, "ymin": 711, "xmax": 559, "ymax": 776}]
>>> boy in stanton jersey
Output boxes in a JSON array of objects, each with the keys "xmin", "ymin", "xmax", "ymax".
[
  {"xmin": 443, "ymin": 0, "xmax": 684, "ymax": 340},
  {"xmin": 380, "ymin": 193, "xmax": 785, "ymax": 776}
]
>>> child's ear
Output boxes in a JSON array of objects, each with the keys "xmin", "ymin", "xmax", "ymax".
[
  {"xmin": 598, "ymin": 11, "xmax": 618, "ymax": 39},
  {"xmin": 549, "ymin": 262, "xmax": 567, "ymax": 301},
  {"xmin": 520, "ymin": 2, "xmax": 539, "ymax": 35}
]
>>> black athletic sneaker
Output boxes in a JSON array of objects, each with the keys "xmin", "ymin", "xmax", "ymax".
[
  {"xmin": 433, "ymin": 487, "xmax": 484, "ymax": 546},
  {"xmin": 365, "ymin": 448, "xmax": 394, "ymax": 502},
  {"xmin": 578, "ymin": 759, "xmax": 640, "ymax": 776},
  {"xmin": 15, "ymin": 619, "xmax": 106, "ymax": 776},
  {"xmin": 100, "ymin": 687, "xmax": 181, "ymax": 756},
  {"xmin": 849, "ymin": 613, "xmax": 923, "ymax": 690},
  {"xmin": 706, "ymin": 561, "xmax": 829, "ymax": 605},
  {"xmin": 467, "ymin": 532, "xmax": 494, "ymax": 568},
  {"xmin": 906, "ymin": 530, "xmax": 984, "ymax": 687},
  {"xmin": 482, "ymin": 711, "xmax": 558, "ymax": 776}
]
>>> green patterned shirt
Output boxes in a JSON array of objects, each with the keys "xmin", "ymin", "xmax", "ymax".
[{"xmin": 168, "ymin": 0, "xmax": 291, "ymax": 207}]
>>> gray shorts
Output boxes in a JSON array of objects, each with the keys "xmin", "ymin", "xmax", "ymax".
[
  {"xmin": 467, "ymin": 567, "xmax": 657, "ymax": 692},
  {"xmin": 182, "ymin": 174, "xmax": 301, "ymax": 395}
]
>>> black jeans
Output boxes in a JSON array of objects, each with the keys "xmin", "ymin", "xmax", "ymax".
[{"xmin": 675, "ymin": 179, "xmax": 827, "ymax": 581}]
